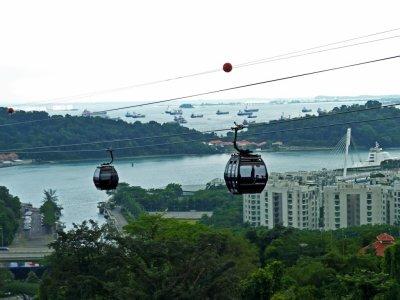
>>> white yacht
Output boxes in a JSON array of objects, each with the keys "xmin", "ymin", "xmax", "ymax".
[{"xmin": 349, "ymin": 142, "xmax": 395, "ymax": 171}]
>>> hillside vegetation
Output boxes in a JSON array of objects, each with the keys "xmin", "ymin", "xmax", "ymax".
[
  {"xmin": 36, "ymin": 218, "xmax": 400, "ymax": 299},
  {"xmin": 0, "ymin": 108, "xmax": 219, "ymax": 160},
  {"xmin": 0, "ymin": 186, "xmax": 21, "ymax": 246}
]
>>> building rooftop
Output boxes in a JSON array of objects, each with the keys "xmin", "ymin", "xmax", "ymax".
[
  {"xmin": 376, "ymin": 233, "xmax": 395, "ymax": 243},
  {"xmin": 360, "ymin": 233, "xmax": 395, "ymax": 256}
]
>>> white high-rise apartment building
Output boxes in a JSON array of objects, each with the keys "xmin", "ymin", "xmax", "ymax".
[
  {"xmin": 323, "ymin": 183, "xmax": 387, "ymax": 230},
  {"xmin": 243, "ymin": 180, "xmax": 320, "ymax": 229},
  {"xmin": 243, "ymin": 170, "xmax": 400, "ymax": 230},
  {"xmin": 391, "ymin": 181, "xmax": 400, "ymax": 225}
]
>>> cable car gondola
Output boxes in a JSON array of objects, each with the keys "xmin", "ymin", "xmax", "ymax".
[
  {"xmin": 93, "ymin": 149, "xmax": 119, "ymax": 190},
  {"xmin": 224, "ymin": 123, "xmax": 268, "ymax": 194}
]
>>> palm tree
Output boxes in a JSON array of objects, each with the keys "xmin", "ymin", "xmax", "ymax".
[
  {"xmin": 43, "ymin": 189, "xmax": 58, "ymax": 203},
  {"xmin": 41, "ymin": 189, "xmax": 62, "ymax": 233}
]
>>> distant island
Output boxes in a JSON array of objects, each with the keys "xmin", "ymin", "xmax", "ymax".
[
  {"xmin": 0, "ymin": 107, "xmax": 220, "ymax": 161},
  {"xmin": 241, "ymin": 100, "xmax": 400, "ymax": 149}
]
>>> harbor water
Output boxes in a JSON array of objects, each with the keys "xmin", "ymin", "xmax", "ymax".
[{"xmin": 2, "ymin": 148, "xmax": 400, "ymax": 227}]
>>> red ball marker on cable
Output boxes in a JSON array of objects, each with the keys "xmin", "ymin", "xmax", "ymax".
[
  {"xmin": 7, "ymin": 107, "xmax": 14, "ymax": 114},
  {"xmin": 223, "ymin": 62, "xmax": 233, "ymax": 73}
]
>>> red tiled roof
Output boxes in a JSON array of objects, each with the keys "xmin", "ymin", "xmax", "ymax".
[
  {"xmin": 376, "ymin": 233, "xmax": 395, "ymax": 243},
  {"xmin": 360, "ymin": 233, "xmax": 395, "ymax": 257}
]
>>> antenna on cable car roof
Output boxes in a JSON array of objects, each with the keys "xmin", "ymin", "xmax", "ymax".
[
  {"xmin": 231, "ymin": 122, "xmax": 251, "ymax": 155},
  {"xmin": 105, "ymin": 148, "xmax": 114, "ymax": 165}
]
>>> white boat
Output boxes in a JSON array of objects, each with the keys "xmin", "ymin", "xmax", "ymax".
[
  {"xmin": 237, "ymin": 110, "xmax": 253, "ymax": 116},
  {"xmin": 244, "ymin": 107, "xmax": 259, "ymax": 113},
  {"xmin": 169, "ymin": 109, "xmax": 183, "ymax": 115},
  {"xmin": 349, "ymin": 142, "xmax": 395, "ymax": 171}
]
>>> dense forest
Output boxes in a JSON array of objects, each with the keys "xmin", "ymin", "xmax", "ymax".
[
  {"xmin": 3, "ymin": 182, "xmax": 400, "ymax": 298},
  {"xmin": 242, "ymin": 100, "xmax": 400, "ymax": 148},
  {"xmin": 0, "ymin": 186, "xmax": 20, "ymax": 246},
  {"xmin": 0, "ymin": 107, "xmax": 219, "ymax": 160},
  {"xmin": 110, "ymin": 183, "xmax": 242, "ymax": 226},
  {"xmin": 7, "ymin": 217, "xmax": 399, "ymax": 299}
]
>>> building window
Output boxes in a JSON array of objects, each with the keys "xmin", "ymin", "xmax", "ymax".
[
  {"xmin": 367, "ymin": 193, "xmax": 372, "ymax": 200},
  {"xmin": 367, "ymin": 217, "xmax": 372, "ymax": 222},
  {"xmin": 367, "ymin": 212, "xmax": 372, "ymax": 216},
  {"xmin": 335, "ymin": 224, "xmax": 340, "ymax": 229},
  {"xmin": 335, "ymin": 218, "xmax": 340, "ymax": 223},
  {"xmin": 335, "ymin": 194, "xmax": 339, "ymax": 200}
]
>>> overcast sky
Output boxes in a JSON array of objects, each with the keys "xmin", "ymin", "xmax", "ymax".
[{"xmin": 1, "ymin": 0, "xmax": 399, "ymax": 105}]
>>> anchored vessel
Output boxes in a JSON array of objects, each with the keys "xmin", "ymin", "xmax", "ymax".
[
  {"xmin": 216, "ymin": 110, "xmax": 229, "ymax": 115},
  {"xmin": 82, "ymin": 109, "xmax": 108, "ymax": 117},
  {"xmin": 179, "ymin": 103, "xmax": 194, "ymax": 108},
  {"xmin": 244, "ymin": 107, "xmax": 259, "ymax": 113},
  {"xmin": 302, "ymin": 107, "xmax": 312, "ymax": 113},
  {"xmin": 237, "ymin": 110, "xmax": 253, "ymax": 116},
  {"xmin": 190, "ymin": 113, "xmax": 203, "ymax": 118},
  {"xmin": 125, "ymin": 112, "xmax": 145, "ymax": 118}
]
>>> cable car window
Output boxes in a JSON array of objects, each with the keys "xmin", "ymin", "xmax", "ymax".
[
  {"xmin": 94, "ymin": 168, "xmax": 100, "ymax": 178},
  {"xmin": 255, "ymin": 165, "xmax": 267, "ymax": 178},
  {"xmin": 240, "ymin": 165, "xmax": 255, "ymax": 178},
  {"xmin": 100, "ymin": 172, "xmax": 112, "ymax": 180},
  {"xmin": 232, "ymin": 160, "xmax": 238, "ymax": 178}
]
